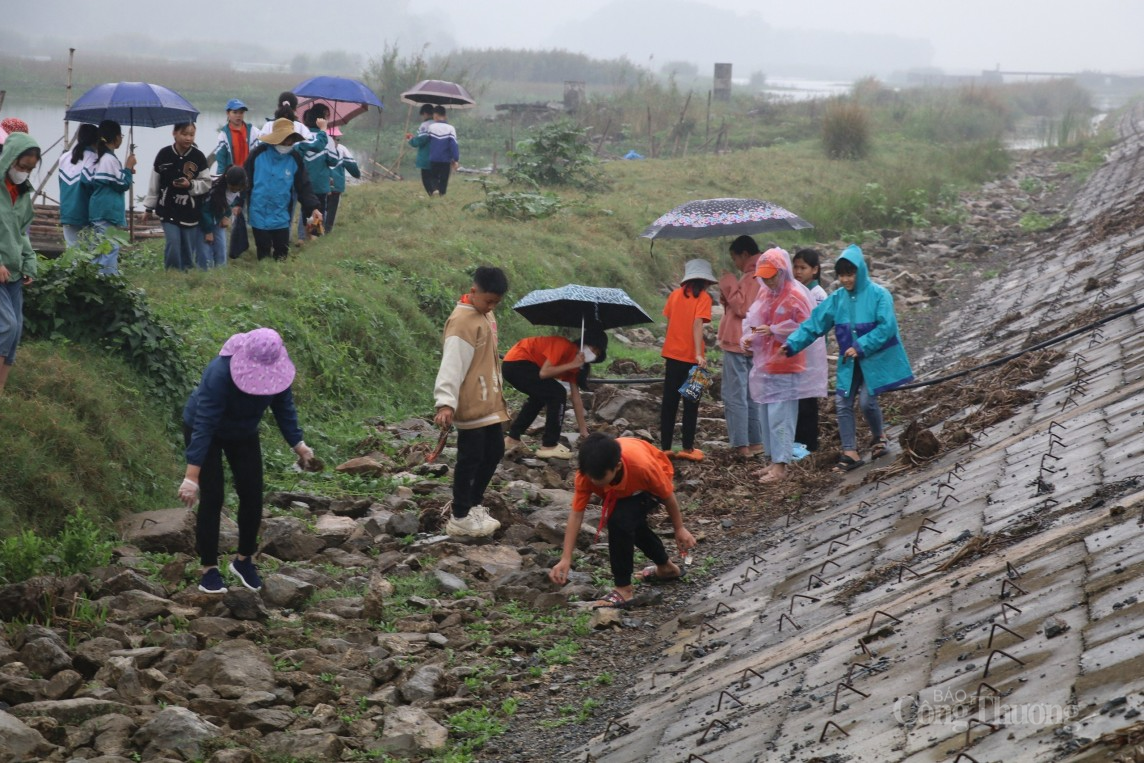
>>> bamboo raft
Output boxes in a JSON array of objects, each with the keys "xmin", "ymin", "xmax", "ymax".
[{"xmin": 30, "ymin": 204, "xmax": 164, "ymax": 257}]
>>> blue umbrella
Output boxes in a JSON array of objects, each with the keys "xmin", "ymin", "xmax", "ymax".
[
  {"xmin": 293, "ymin": 76, "xmax": 383, "ymax": 109},
  {"xmin": 65, "ymin": 82, "xmax": 199, "ymax": 127}
]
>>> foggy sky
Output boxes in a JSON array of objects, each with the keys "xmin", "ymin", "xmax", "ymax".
[{"xmin": 6, "ymin": 0, "xmax": 1143, "ymax": 76}]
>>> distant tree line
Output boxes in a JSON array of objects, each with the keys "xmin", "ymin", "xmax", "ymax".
[{"xmin": 428, "ymin": 48, "xmax": 647, "ymax": 86}]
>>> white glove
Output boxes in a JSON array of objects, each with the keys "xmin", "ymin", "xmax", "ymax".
[
  {"xmin": 178, "ymin": 478, "xmax": 199, "ymax": 507},
  {"xmin": 294, "ymin": 441, "xmax": 315, "ymax": 465}
]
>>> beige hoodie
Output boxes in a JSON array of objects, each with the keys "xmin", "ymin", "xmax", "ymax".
[{"xmin": 433, "ymin": 301, "xmax": 509, "ymax": 430}]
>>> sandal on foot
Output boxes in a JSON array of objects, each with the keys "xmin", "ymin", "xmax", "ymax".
[
  {"xmin": 833, "ymin": 454, "xmax": 866, "ymax": 473},
  {"xmin": 592, "ymin": 590, "xmax": 634, "ymax": 609},
  {"xmin": 638, "ymin": 565, "xmax": 687, "ymax": 584},
  {"xmin": 870, "ymin": 437, "xmax": 890, "ymax": 460}
]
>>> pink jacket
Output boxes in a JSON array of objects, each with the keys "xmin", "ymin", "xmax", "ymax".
[{"xmin": 716, "ymin": 252, "xmax": 762, "ymax": 353}]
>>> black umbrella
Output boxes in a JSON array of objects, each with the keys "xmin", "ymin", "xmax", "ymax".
[
  {"xmin": 513, "ymin": 285, "xmax": 653, "ymax": 347},
  {"xmin": 400, "ymin": 79, "xmax": 477, "ymax": 109},
  {"xmin": 640, "ymin": 197, "xmax": 813, "ymax": 240}
]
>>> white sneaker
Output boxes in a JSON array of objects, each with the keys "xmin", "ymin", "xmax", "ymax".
[
  {"xmin": 445, "ymin": 510, "xmax": 498, "ymax": 538},
  {"xmin": 469, "ymin": 505, "xmax": 502, "ymax": 533},
  {"xmin": 536, "ymin": 443, "xmax": 573, "ymax": 459}
]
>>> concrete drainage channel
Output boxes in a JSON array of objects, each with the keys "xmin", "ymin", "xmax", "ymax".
[{"xmin": 574, "ymin": 105, "xmax": 1144, "ymax": 763}]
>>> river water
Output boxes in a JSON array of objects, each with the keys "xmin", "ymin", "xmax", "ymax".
[{"xmin": 2, "ymin": 100, "xmax": 228, "ymax": 208}]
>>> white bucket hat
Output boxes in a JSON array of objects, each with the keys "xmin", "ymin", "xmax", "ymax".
[{"xmin": 681, "ymin": 259, "xmax": 717, "ymax": 285}]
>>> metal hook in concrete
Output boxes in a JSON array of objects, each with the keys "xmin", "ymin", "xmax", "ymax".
[
  {"xmin": 1000, "ymin": 601, "xmax": 1023, "ymax": 623},
  {"xmin": 715, "ymin": 690, "xmax": 744, "ymax": 711},
  {"xmin": 819, "ymin": 720, "xmax": 850, "ymax": 742},
  {"xmin": 790, "ymin": 593, "xmax": 821, "ymax": 612},
  {"xmin": 867, "ymin": 610, "xmax": 903, "ymax": 634},
  {"xmin": 778, "ymin": 613, "xmax": 801, "ymax": 631},
  {"xmin": 833, "ymin": 681, "xmax": 870, "ymax": 713},
  {"xmin": 713, "ymin": 601, "xmax": 736, "ymax": 616},
  {"xmin": 983, "ymin": 649, "xmax": 1026, "ymax": 678},
  {"xmin": 698, "ymin": 719, "xmax": 731, "ymax": 744},
  {"xmin": 987, "ymin": 622, "xmax": 1026, "ymax": 648},
  {"xmin": 898, "ymin": 563, "xmax": 924, "ymax": 582},
  {"xmin": 965, "ymin": 718, "xmax": 1000, "ymax": 747},
  {"xmin": 808, "ymin": 573, "xmax": 828, "ymax": 590},
  {"xmin": 1000, "ymin": 578, "xmax": 1028, "ymax": 597}
]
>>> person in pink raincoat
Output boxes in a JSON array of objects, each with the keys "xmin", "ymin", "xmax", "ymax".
[{"xmin": 741, "ymin": 248, "xmax": 828, "ymax": 483}]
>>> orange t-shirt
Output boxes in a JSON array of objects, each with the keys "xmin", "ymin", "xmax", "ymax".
[
  {"xmin": 230, "ymin": 124, "xmax": 250, "ymax": 167},
  {"xmin": 661, "ymin": 287, "xmax": 712, "ymax": 363},
  {"xmin": 572, "ymin": 438, "xmax": 675, "ymax": 511},
  {"xmin": 503, "ymin": 336, "xmax": 581, "ymax": 383}
]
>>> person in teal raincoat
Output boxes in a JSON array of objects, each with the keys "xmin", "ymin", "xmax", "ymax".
[{"xmin": 783, "ymin": 244, "xmax": 913, "ymax": 472}]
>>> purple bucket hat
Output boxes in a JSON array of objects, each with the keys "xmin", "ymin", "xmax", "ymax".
[{"xmin": 227, "ymin": 328, "xmax": 296, "ymax": 395}]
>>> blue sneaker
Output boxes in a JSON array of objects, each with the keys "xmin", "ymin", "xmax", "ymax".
[
  {"xmin": 198, "ymin": 567, "xmax": 228, "ymax": 594},
  {"xmin": 228, "ymin": 558, "xmax": 263, "ymax": 592}
]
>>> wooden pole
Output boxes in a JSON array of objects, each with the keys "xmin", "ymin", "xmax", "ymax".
[
  {"xmin": 594, "ymin": 116, "xmax": 612, "ymax": 157},
  {"xmin": 705, "ymin": 90, "xmax": 712, "ymax": 147},
  {"xmin": 646, "ymin": 105, "xmax": 653, "ymax": 158},
  {"xmin": 64, "ymin": 48, "xmax": 75, "ymax": 147}
]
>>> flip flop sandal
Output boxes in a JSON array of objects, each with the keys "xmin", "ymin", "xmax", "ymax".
[
  {"xmin": 870, "ymin": 438, "xmax": 890, "ymax": 460},
  {"xmin": 638, "ymin": 565, "xmax": 687, "ymax": 584},
  {"xmin": 592, "ymin": 589, "xmax": 634, "ymax": 609},
  {"xmin": 833, "ymin": 454, "xmax": 866, "ymax": 473}
]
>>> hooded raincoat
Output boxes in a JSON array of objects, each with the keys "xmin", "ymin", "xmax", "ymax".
[
  {"xmin": 742, "ymin": 248, "xmax": 826, "ymax": 404},
  {"xmin": 0, "ymin": 132, "xmax": 39, "ymax": 280},
  {"xmin": 784, "ymin": 244, "xmax": 913, "ymax": 396}
]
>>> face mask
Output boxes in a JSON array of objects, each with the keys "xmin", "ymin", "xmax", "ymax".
[
  {"xmin": 275, "ymin": 145, "xmax": 293, "ymax": 155},
  {"xmin": 582, "ymin": 348, "xmax": 597, "ymax": 363},
  {"xmin": 8, "ymin": 169, "xmax": 29, "ymax": 185}
]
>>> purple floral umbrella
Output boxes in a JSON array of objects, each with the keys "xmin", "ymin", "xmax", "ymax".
[
  {"xmin": 640, "ymin": 197, "xmax": 813, "ymax": 240},
  {"xmin": 400, "ymin": 80, "xmax": 476, "ymax": 109}
]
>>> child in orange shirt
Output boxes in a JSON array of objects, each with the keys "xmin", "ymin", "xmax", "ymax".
[
  {"xmin": 660, "ymin": 259, "xmax": 716, "ymax": 461},
  {"xmin": 502, "ymin": 329, "xmax": 608, "ymax": 459},
  {"xmin": 549, "ymin": 433, "xmax": 696, "ymax": 608}
]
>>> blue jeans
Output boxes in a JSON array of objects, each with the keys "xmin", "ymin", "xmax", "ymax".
[
  {"xmin": 0, "ymin": 279, "xmax": 24, "ymax": 366},
  {"xmin": 62, "ymin": 224, "xmax": 90, "ymax": 248},
  {"xmin": 162, "ymin": 222, "xmax": 203, "ymax": 271},
  {"xmin": 760, "ymin": 399, "xmax": 798, "ymax": 464},
  {"xmin": 90, "ymin": 220, "xmax": 120, "ymax": 275},
  {"xmin": 721, "ymin": 350, "xmax": 763, "ymax": 448},
  {"xmin": 199, "ymin": 224, "xmax": 228, "ymax": 269},
  {"xmin": 836, "ymin": 379, "xmax": 884, "ymax": 452}
]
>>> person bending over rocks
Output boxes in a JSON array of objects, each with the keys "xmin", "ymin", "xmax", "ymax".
[{"xmin": 549, "ymin": 433, "xmax": 696, "ymax": 608}]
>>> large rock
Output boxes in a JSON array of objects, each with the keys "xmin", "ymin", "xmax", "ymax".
[
  {"xmin": 260, "ymin": 729, "xmax": 343, "ymax": 760},
  {"xmin": 19, "ymin": 637, "xmax": 73, "ymax": 677},
  {"xmin": 0, "ymin": 709, "xmax": 54, "ymax": 760},
  {"xmin": 593, "ymin": 387, "xmax": 659, "ymax": 426},
  {"xmin": 103, "ymin": 590, "xmax": 175, "ymax": 622},
  {"xmin": 459, "ymin": 545, "xmax": 524, "ymax": 578},
  {"xmin": 9, "ymin": 697, "xmax": 131, "ymax": 724},
  {"xmin": 118, "ymin": 509, "xmax": 196, "ymax": 554},
  {"xmin": 0, "ymin": 575, "xmax": 89, "ymax": 621},
  {"xmin": 399, "ymin": 664, "xmax": 444, "ymax": 703},
  {"xmin": 260, "ymin": 517, "xmax": 325, "ymax": 561},
  {"xmin": 183, "ymin": 640, "xmax": 275, "ymax": 693},
  {"xmin": 314, "ymin": 515, "xmax": 358, "ymax": 546},
  {"xmin": 131, "ymin": 706, "xmax": 220, "ymax": 759},
  {"xmin": 378, "ymin": 705, "xmax": 448, "ymax": 756},
  {"xmin": 260, "ymin": 574, "xmax": 315, "ymax": 609}
]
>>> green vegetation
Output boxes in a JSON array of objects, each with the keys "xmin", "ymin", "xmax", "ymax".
[{"xmin": 0, "ymin": 509, "xmax": 115, "ymax": 583}]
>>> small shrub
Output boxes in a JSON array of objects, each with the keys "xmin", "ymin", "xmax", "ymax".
[
  {"xmin": 822, "ymin": 101, "xmax": 871, "ymax": 160},
  {"xmin": 505, "ymin": 121, "xmax": 610, "ymax": 191},
  {"xmin": 22, "ymin": 258, "xmax": 192, "ymax": 408},
  {"xmin": 463, "ymin": 179, "xmax": 564, "ymax": 221},
  {"xmin": 0, "ymin": 530, "xmax": 49, "ymax": 583}
]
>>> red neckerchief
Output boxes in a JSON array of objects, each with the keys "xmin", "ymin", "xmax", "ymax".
[
  {"xmin": 460, "ymin": 293, "xmax": 472, "ymax": 304},
  {"xmin": 4, "ymin": 177, "xmax": 18, "ymax": 204},
  {"xmin": 593, "ymin": 465, "xmax": 625, "ymax": 541}
]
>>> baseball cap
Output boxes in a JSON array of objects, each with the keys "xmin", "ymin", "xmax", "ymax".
[{"xmin": 226, "ymin": 98, "xmax": 249, "ymax": 112}]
